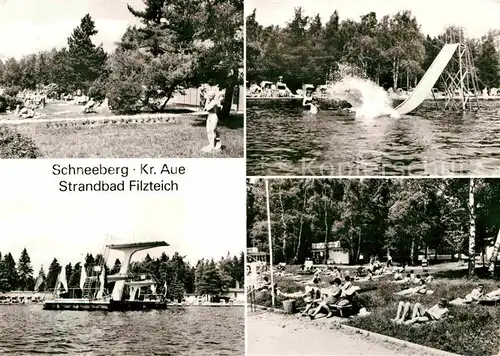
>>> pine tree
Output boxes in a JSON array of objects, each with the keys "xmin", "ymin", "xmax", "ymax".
[
  {"xmin": 17, "ymin": 248, "xmax": 34, "ymax": 291},
  {"xmin": 65, "ymin": 262, "xmax": 73, "ymax": 288},
  {"xmin": 46, "ymin": 258, "xmax": 61, "ymax": 290},
  {"xmin": 111, "ymin": 258, "xmax": 121, "ymax": 274},
  {"xmin": 66, "ymin": 14, "xmax": 108, "ymax": 92},
  {"xmin": 108, "ymin": 0, "xmax": 242, "ymax": 115},
  {"xmin": 0, "ymin": 60, "xmax": 5, "ymax": 85},
  {"xmin": 68, "ymin": 262, "xmax": 81, "ymax": 289},
  {"xmin": 476, "ymin": 34, "xmax": 500, "ymax": 88},
  {"xmin": 84, "ymin": 253, "xmax": 95, "ymax": 273},
  {"xmin": 0, "ymin": 253, "xmax": 19, "ymax": 291}
]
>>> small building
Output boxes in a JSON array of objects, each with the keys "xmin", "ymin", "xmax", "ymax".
[
  {"xmin": 224, "ymin": 286, "xmax": 245, "ymax": 303},
  {"xmin": 311, "ymin": 241, "xmax": 350, "ymax": 265},
  {"xmin": 247, "ymin": 247, "xmax": 268, "ymax": 263}
]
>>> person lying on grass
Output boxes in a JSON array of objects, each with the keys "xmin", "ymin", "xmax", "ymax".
[
  {"xmin": 450, "ymin": 284, "xmax": 485, "ymax": 305},
  {"xmin": 308, "ymin": 278, "xmax": 343, "ymax": 319},
  {"xmin": 484, "ymin": 285, "xmax": 500, "ymax": 298},
  {"xmin": 465, "ymin": 284, "xmax": 484, "ymax": 302},
  {"xmin": 424, "ymin": 273, "xmax": 433, "ymax": 285},
  {"xmin": 393, "ymin": 268, "xmax": 404, "ymax": 281},
  {"xmin": 395, "ymin": 278, "xmax": 428, "ymax": 296},
  {"xmin": 394, "ymin": 273, "xmax": 411, "ymax": 284},
  {"xmin": 392, "ymin": 298, "xmax": 449, "ymax": 325}
]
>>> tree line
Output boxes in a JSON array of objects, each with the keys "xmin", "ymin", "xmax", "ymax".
[
  {"xmin": 246, "ymin": 8, "xmax": 500, "ymax": 91},
  {"xmin": 0, "ymin": 248, "xmax": 244, "ymax": 300},
  {"xmin": 0, "ymin": 0, "xmax": 243, "ymax": 115},
  {"xmin": 247, "ymin": 178, "xmax": 500, "ymax": 276}
]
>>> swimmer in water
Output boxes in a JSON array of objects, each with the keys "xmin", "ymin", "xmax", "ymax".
[
  {"xmin": 201, "ymin": 90, "xmax": 222, "ymax": 153},
  {"xmin": 303, "ymin": 91, "xmax": 313, "ymax": 109},
  {"xmin": 303, "ymin": 91, "xmax": 318, "ymax": 114},
  {"xmin": 310, "ymin": 97, "xmax": 319, "ymax": 114}
]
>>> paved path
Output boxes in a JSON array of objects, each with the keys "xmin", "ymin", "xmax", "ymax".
[{"xmin": 247, "ymin": 311, "xmax": 458, "ymax": 356}]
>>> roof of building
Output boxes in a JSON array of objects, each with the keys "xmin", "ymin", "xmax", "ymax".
[{"xmin": 228, "ymin": 288, "xmax": 245, "ymax": 293}]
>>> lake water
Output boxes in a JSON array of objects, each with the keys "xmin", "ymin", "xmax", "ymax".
[
  {"xmin": 246, "ymin": 99, "xmax": 500, "ymax": 176},
  {"xmin": 0, "ymin": 305, "xmax": 244, "ymax": 355}
]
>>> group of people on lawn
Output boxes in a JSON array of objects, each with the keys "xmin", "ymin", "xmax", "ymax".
[
  {"xmin": 278, "ymin": 272, "xmax": 360, "ymax": 320},
  {"xmin": 253, "ymin": 257, "xmax": 500, "ymax": 327}
]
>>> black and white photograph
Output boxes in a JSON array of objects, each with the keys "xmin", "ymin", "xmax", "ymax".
[
  {"xmin": 0, "ymin": 0, "xmax": 243, "ymax": 158},
  {"xmin": 246, "ymin": 0, "xmax": 500, "ymax": 176},
  {"xmin": 247, "ymin": 178, "xmax": 500, "ymax": 356},
  {"xmin": 0, "ymin": 184, "xmax": 245, "ymax": 354}
]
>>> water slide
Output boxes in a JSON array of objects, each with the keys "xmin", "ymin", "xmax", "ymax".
[{"xmin": 395, "ymin": 43, "xmax": 459, "ymax": 115}]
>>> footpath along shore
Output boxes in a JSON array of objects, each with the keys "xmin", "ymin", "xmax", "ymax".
[{"xmin": 247, "ymin": 311, "xmax": 462, "ymax": 356}]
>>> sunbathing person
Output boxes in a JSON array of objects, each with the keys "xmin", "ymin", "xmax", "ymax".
[
  {"xmin": 256, "ymin": 276, "xmax": 277, "ymax": 292},
  {"xmin": 330, "ymin": 266, "xmax": 342, "ymax": 280},
  {"xmin": 394, "ymin": 273, "xmax": 411, "ymax": 284},
  {"xmin": 394, "ymin": 268, "xmax": 404, "ymax": 281},
  {"xmin": 451, "ymin": 284, "xmax": 485, "ymax": 305},
  {"xmin": 424, "ymin": 273, "xmax": 433, "ymax": 284},
  {"xmin": 484, "ymin": 286, "xmax": 500, "ymax": 298},
  {"xmin": 395, "ymin": 279, "xmax": 428, "ymax": 296},
  {"xmin": 341, "ymin": 275, "xmax": 352, "ymax": 291},
  {"xmin": 393, "ymin": 298, "xmax": 449, "ymax": 325},
  {"xmin": 465, "ymin": 284, "xmax": 484, "ymax": 302},
  {"xmin": 413, "ymin": 274, "xmax": 423, "ymax": 285},
  {"xmin": 301, "ymin": 278, "xmax": 322, "ymax": 316},
  {"xmin": 308, "ymin": 278, "xmax": 343, "ymax": 320}
]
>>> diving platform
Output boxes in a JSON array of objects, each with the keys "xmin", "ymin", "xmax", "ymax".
[
  {"xmin": 43, "ymin": 299, "xmax": 168, "ymax": 311},
  {"xmin": 43, "ymin": 240, "xmax": 170, "ymax": 311}
]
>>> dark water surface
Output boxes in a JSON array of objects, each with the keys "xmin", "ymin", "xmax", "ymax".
[
  {"xmin": 0, "ymin": 305, "xmax": 244, "ymax": 355},
  {"xmin": 246, "ymin": 99, "xmax": 500, "ymax": 176}
]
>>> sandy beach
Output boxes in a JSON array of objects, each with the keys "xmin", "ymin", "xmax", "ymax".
[{"xmin": 247, "ymin": 311, "xmax": 455, "ymax": 356}]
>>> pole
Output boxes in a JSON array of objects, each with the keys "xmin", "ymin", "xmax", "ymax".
[
  {"xmin": 459, "ymin": 44, "xmax": 465, "ymax": 111},
  {"xmin": 265, "ymin": 179, "xmax": 275, "ymax": 307}
]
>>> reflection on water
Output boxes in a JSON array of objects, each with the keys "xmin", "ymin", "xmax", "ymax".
[
  {"xmin": 246, "ymin": 99, "xmax": 500, "ymax": 176},
  {"xmin": 0, "ymin": 305, "xmax": 244, "ymax": 355}
]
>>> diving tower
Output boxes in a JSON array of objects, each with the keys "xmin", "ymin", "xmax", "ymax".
[{"xmin": 108, "ymin": 241, "xmax": 169, "ymax": 301}]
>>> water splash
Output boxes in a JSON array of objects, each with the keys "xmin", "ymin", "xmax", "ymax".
[{"xmin": 326, "ymin": 76, "xmax": 400, "ymax": 119}]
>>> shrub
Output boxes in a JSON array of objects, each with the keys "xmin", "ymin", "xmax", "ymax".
[
  {"xmin": 88, "ymin": 76, "xmax": 108, "ymax": 102},
  {"xmin": 44, "ymin": 83, "xmax": 60, "ymax": 99},
  {"xmin": 0, "ymin": 126, "xmax": 41, "ymax": 158},
  {"xmin": 106, "ymin": 78, "xmax": 143, "ymax": 114},
  {"xmin": 0, "ymin": 95, "xmax": 22, "ymax": 113},
  {"xmin": 3, "ymin": 86, "xmax": 22, "ymax": 97}
]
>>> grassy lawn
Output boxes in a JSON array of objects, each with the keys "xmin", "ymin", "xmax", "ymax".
[
  {"xmin": 252, "ymin": 265, "xmax": 500, "ymax": 356},
  {"xmin": 10, "ymin": 115, "xmax": 243, "ymax": 158}
]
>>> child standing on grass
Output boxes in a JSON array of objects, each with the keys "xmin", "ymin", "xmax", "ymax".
[{"xmin": 201, "ymin": 89, "xmax": 223, "ymax": 153}]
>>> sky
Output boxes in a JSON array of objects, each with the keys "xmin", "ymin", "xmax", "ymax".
[
  {"xmin": 246, "ymin": 0, "xmax": 500, "ymax": 38},
  {"xmin": 0, "ymin": 161, "xmax": 245, "ymax": 275},
  {"xmin": 0, "ymin": 0, "xmax": 144, "ymax": 59}
]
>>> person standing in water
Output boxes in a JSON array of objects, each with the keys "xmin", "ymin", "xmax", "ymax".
[
  {"xmin": 303, "ymin": 91, "xmax": 313, "ymax": 108},
  {"xmin": 302, "ymin": 90, "xmax": 318, "ymax": 114},
  {"xmin": 201, "ymin": 90, "xmax": 223, "ymax": 153}
]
